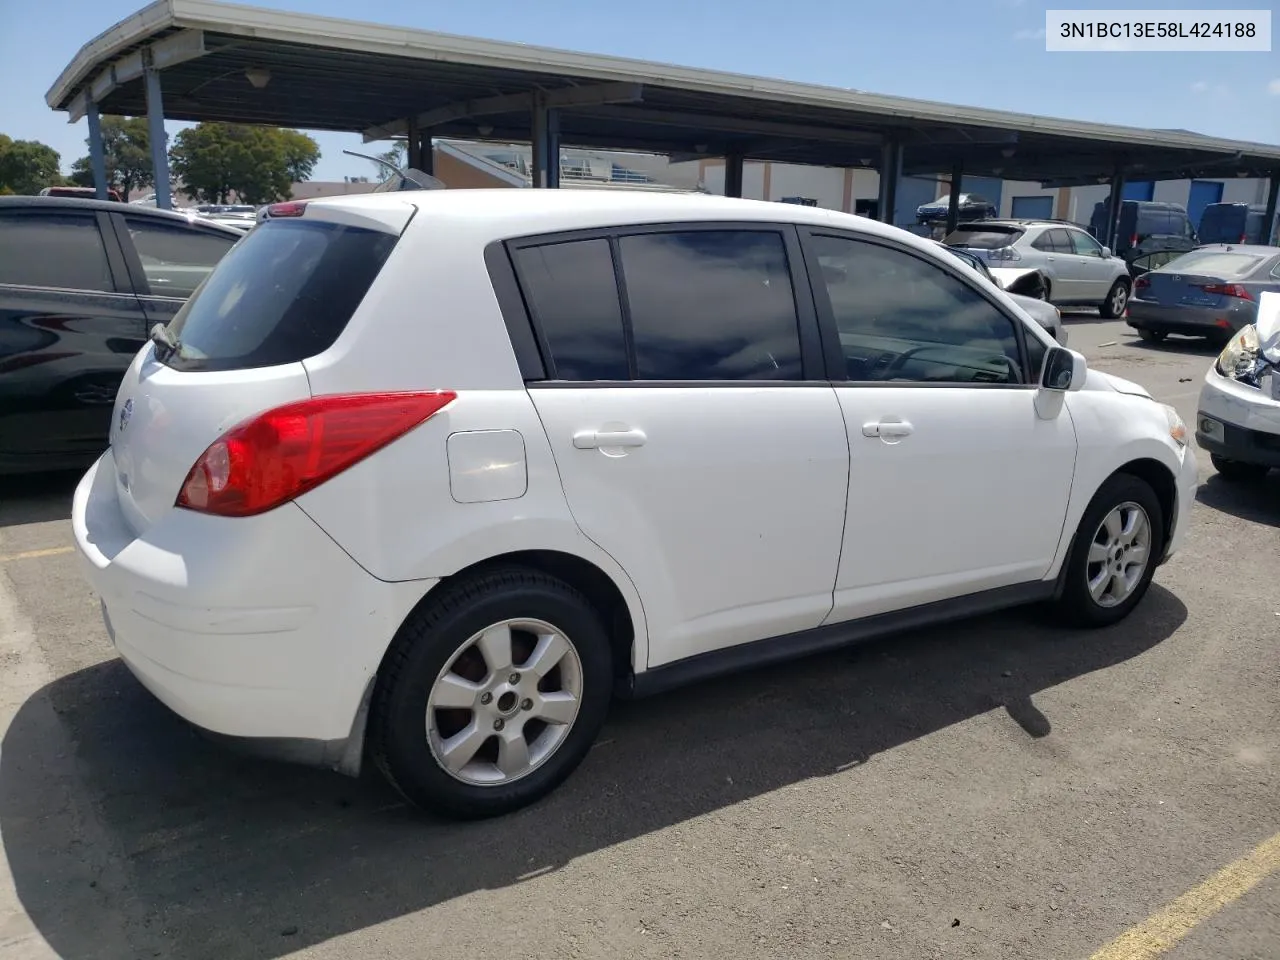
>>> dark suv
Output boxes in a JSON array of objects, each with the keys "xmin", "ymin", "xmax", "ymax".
[{"xmin": 0, "ymin": 197, "xmax": 242, "ymax": 474}]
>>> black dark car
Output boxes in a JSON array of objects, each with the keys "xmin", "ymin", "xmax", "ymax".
[
  {"xmin": 0, "ymin": 197, "xmax": 242, "ymax": 475},
  {"xmin": 916, "ymin": 193, "xmax": 998, "ymax": 225}
]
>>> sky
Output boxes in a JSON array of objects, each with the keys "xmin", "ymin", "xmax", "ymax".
[{"xmin": 1, "ymin": 0, "xmax": 1277, "ymax": 183}]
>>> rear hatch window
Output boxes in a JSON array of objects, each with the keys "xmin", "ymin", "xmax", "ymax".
[
  {"xmin": 943, "ymin": 226, "xmax": 1024, "ymax": 249},
  {"xmin": 160, "ymin": 217, "xmax": 398, "ymax": 371},
  {"xmin": 1197, "ymin": 205, "xmax": 1246, "ymax": 244}
]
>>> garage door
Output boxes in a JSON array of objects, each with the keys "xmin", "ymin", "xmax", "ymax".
[{"xmin": 1011, "ymin": 196, "xmax": 1053, "ymax": 220}]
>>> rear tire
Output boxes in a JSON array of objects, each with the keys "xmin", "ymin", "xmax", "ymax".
[
  {"xmin": 1210, "ymin": 454, "xmax": 1268, "ymax": 483},
  {"xmin": 370, "ymin": 567, "xmax": 614, "ymax": 819},
  {"xmin": 1100, "ymin": 278, "xmax": 1131, "ymax": 319},
  {"xmin": 1136, "ymin": 328, "xmax": 1167, "ymax": 343},
  {"xmin": 1052, "ymin": 473, "xmax": 1164, "ymax": 628}
]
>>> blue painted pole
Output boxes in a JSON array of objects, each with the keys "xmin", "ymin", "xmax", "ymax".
[
  {"xmin": 86, "ymin": 102, "xmax": 108, "ymax": 200},
  {"xmin": 144, "ymin": 63, "xmax": 172, "ymax": 209}
]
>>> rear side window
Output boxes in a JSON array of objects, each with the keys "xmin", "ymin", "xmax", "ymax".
[
  {"xmin": 617, "ymin": 230, "xmax": 802, "ymax": 380},
  {"xmin": 511, "ymin": 239, "xmax": 629, "ymax": 380},
  {"xmin": 944, "ymin": 226, "xmax": 1023, "ymax": 249},
  {"xmin": 162, "ymin": 218, "xmax": 397, "ymax": 371},
  {"xmin": 0, "ymin": 212, "xmax": 114, "ymax": 292},
  {"xmin": 124, "ymin": 217, "xmax": 237, "ymax": 298}
]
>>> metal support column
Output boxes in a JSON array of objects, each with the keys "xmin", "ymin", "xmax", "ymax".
[
  {"xmin": 86, "ymin": 102, "xmax": 108, "ymax": 201},
  {"xmin": 945, "ymin": 161, "xmax": 963, "ymax": 235},
  {"xmin": 144, "ymin": 60, "xmax": 171, "ymax": 210},
  {"xmin": 1104, "ymin": 167, "xmax": 1126, "ymax": 251},
  {"xmin": 1263, "ymin": 172, "xmax": 1279, "ymax": 246},
  {"xmin": 405, "ymin": 117, "xmax": 421, "ymax": 170},
  {"xmin": 419, "ymin": 133, "xmax": 434, "ymax": 177},
  {"xmin": 530, "ymin": 94, "xmax": 560, "ymax": 188},
  {"xmin": 877, "ymin": 139, "xmax": 903, "ymax": 225},
  {"xmin": 724, "ymin": 152, "xmax": 744, "ymax": 198}
]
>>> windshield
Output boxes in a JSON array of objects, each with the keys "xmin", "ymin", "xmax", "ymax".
[{"xmin": 1159, "ymin": 250, "xmax": 1265, "ymax": 278}]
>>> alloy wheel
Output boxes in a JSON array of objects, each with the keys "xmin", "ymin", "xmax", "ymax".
[
  {"xmin": 426, "ymin": 618, "xmax": 584, "ymax": 786},
  {"xmin": 1086, "ymin": 501, "xmax": 1151, "ymax": 608}
]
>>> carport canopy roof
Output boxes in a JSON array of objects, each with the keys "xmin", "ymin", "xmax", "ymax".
[{"xmin": 48, "ymin": 0, "xmax": 1280, "ymax": 186}]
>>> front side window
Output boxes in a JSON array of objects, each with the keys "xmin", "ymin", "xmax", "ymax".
[
  {"xmin": 617, "ymin": 230, "xmax": 803, "ymax": 380},
  {"xmin": 125, "ymin": 217, "xmax": 237, "ymax": 298},
  {"xmin": 512, "ymin": 238, "xmax": 629, "ymax": 381},
  {"xmin": 1069, "ymin": 230, "xmax": 1104, "ymax": 257},
  {"xmin": 0, "ymin": 212, "xmax": 114, "ymax": 292},
  {"xmin": 809, "ymin": 234, "xmax": 1026, "ymax": 385}
]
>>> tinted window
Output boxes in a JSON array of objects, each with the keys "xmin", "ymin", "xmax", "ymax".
[
  {"xmin": 162, "ymin": 218, "xmax": 398, "ymax": 372},
  {"xmin": 810, "ymin": 235, "xmax": 1025, "ymax": 385},
  {"xmin": 125, "ymin": 217, "xmax": 237, "ymax": 298},
  {"xmin": 0, "ymin": 212, "xmax": 114, "ymax": 292},
  {"xmin": 513, "ymin": 239, "xmax": 629, "ymax": 381},
  {"xmin": 617, "ymin": 230, "xmax": 803, "ymax": 381},
  {"xmin": 1025, "ymin": 330, "xmax": 1049, "ymax": 382},
  {"xmin": 944, "ymin": 226, "xmax": 1024, "ymax": 249},
  {"xmin": 1069, "ymin": 230, "xmax": 1104, "ymax": 257},
  {"xmin": 940, "ymin": 245, "xmax": 994, "ymax": 281}
]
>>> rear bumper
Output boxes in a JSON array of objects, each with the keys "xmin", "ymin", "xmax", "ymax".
[
  {"xmin": 1126, "ymin": 300, "xmax": 1251, "ymax": 335},
  {"xmin": 72, "ymin": 450, "xmax": 434, "ymax": 769},
  {"xmin": 1196, "ymin": 367, "xmax": 1280, "ymax": 468}
]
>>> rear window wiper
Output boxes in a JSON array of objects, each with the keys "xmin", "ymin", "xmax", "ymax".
[{"xmin": 149, "ymin": 323, "xmax": 181, "ymax": 362}]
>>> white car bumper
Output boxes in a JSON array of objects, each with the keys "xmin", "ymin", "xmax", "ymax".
[
  {"xmin": 71, "ymin": 450, "xmax": 432, "ymax": 771},
  {"xmin": 1164, "ymin": 433, "xmax": 1199, "ymax": 564},
  {"xmin": 1194, "ymin": 366, "xmax": 1280, "ymax": 470}
]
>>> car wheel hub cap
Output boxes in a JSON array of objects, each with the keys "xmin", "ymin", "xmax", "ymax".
[
  {"xmin": 1086, "ymin": 501, "xmax": 1151, "ymax": 608},
  {"xmin": 426, "ymin": 618, "xmax": 584, "ymax": 786}
]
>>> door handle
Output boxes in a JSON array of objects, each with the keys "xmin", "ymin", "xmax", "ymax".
[
  {"xmin": 862, "ymin": 420, "xmax": 914, "ymax": 440},
  {"xmin": 573, "ymin": 428, "xmax": 647, "ymax": 449}
]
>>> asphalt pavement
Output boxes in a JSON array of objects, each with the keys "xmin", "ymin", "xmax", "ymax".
[{"xmin": 0, "ymin": 314, "xmax": 1276, "ymax": 960}]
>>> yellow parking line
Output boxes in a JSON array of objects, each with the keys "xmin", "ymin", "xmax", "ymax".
[
  {"xmin": 1089, "ymin": 831, "xmax": 1280, "ymax": 960},
  {"xmin": 0, "ymin": 546, "xmax": 74, "ymax": 563}
]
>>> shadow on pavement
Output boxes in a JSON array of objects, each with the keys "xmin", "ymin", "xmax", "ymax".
[
  {"xmin": 0, "ymin": 586, "xmax": 1187, "ymax": 959},
  {"xmin": 1196, "ymin": 472, "xmax": 1279, "ymax": 527},
  {"xmin": 1125, "ymin": 335, "xmax": 1220, "ymax": 357},
  {"xmin": 0, "ymin": 472, "xmax": 79, "ymax": 528}
]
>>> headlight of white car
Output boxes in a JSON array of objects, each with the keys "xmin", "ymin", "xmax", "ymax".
[
  {"xmin": 1215, "ymin": 324, "xmax": 1261, "ymax": 384},
  {"xmin": 1161, "ymin": 404, "xmax": 1187, "ymax": 447}
]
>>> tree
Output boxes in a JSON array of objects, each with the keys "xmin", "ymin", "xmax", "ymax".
[
  {"xmin": 168, "ymin": 123, "xmax": 320, "ymax": 205},
  {"xmin": 373, "ymin": 142, "xmax": 406, "ymax": 180},
  {"xmin": 0, "ymin": 134, "xmax": 62, "ymax": 195},
  {"xmin": 68, "ymin": 116, "xmax": 152, "ymax": 197}
]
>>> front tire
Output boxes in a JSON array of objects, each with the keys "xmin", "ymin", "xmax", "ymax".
[
  {"xmin": 1210, "ymin": 454, "xmax": 1269, "ymax": 483},
  {"xmin": 1053, "ymin": 473, "xmax": 1164, "ymax": 628},
  {"xmin": 1100, "ymin": 278, "xmax": 1131, "ymax": 319},
  {"xmin": 370, "ymin": 567, "xmax": 614, "ymax": 819}
]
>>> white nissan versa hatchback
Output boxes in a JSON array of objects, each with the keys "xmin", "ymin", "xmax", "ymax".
[{"xmin": 73, "ymin": 190, "xmax": 1197, "ymax": 819}]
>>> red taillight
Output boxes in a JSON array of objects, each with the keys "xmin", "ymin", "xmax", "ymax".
[
  {"xmin": 1199, "ymin": 283, "xmax": 1253, "ymax": 301},
  {"xmin": 266, "ymin": 201, "xmax": 308, "ymax": 218},
  {"xmin": 1130, "ymin": 234, "xmax": 1138, "ymax": 247},
  {"xmin": 176, "ymin": 391, "xmax": 456, "ymax": 517},
  {"xmin": 1134, "ymin": 275, "xmax": 1151, "ymax": 291}
]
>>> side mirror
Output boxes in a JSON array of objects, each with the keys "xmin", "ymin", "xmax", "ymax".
[
  {"xmin": 1040, "ymin": 346, "xmax": 1088, "ymax": 392},
  {"xmin": 1100, "ymin": 246, "xmax": 1113, "ymax": 258}
]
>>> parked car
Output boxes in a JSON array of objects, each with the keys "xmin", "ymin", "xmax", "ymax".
[
  {"xmin": 1127, "ymin": 244, "xmax": 1280, "ymax": 345},
  {"xmin": 1089, "ymin": 199, "xmax": 1198, "ymax": 265},
  {"xmin": 916, "ymin": 192, "xmax": 997, "ymax": 225},
  {"xmin": 935, "ymin": 241, "xmax": 1066, "ymax": 345},
  {"xmin": 72, "ymin": 190, "xmax": 1196, "ymax": 819},
  {"xmin": 1197, "ymin": 202, "xmax": 1279, "ymax": 246},
  {"xmin": 1195, "ymin": 291, "xmax": 1280, "ymax": 480},
  {"xmin": 0, "ymin": 196, "xmax": 243, "ymax": 474},
  {"xmin": 944, "ymin": 219, "xmax": 1133, "ymax": 317}
]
